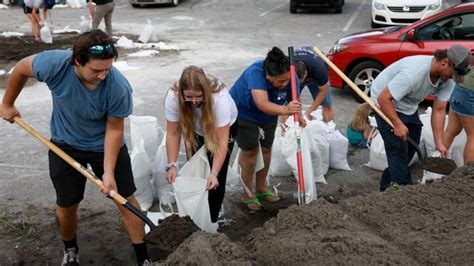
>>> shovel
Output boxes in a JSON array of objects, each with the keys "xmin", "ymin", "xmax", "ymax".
[
  {"xmin": 13, "ymin": 117, "xmax": 163, "ymax": 242},
  {"xmin": 312, "ymin": 46, "xmax": 457, "ymax": 175}
]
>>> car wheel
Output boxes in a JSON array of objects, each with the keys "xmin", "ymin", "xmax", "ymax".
[
  {"xmin": 170, "ymin": 0, "xmax": 178, "ymax": 7},
  {"xmin": 347, "ymin": 61, "xmax": 384, "ymax": 103},
  {"xmin": 131, "ymin": 3, "xmax": 140, "ymax": 7},
  {"xmin": 334, "ymin": 6, "xmax": 342, "ymax": 13}
]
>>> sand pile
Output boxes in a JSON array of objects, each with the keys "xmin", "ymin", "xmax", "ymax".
[
  {"xmin": 166, "ymin": 231, "xmax": 251, "ymax": 265},
  {"xmin": 162, "ymin": 164, "xmax": 474, "ymax": 264}
]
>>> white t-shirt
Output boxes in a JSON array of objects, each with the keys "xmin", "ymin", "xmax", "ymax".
[
  {"xmin": 371, "ymin": 55, "xmax": 454, "ymax": 115},
  {"xmin": 165, "ymin": 87, "xmax": 238, "ymax": 136}
]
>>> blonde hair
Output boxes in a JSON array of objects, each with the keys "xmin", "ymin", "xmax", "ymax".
[
  {"xmin": 171, "ymin": 66, "xmax": 225, "ymax": 156},
  {"xmin": 351, "ymin": 103, "xmax": 371, "ymax": 132}
]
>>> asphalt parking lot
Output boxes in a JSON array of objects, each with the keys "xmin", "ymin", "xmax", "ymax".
[{"xmin": 0, "ymin": 0, "xmax": 465, "ymax": 212}]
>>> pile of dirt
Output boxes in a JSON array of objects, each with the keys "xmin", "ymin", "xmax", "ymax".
[
  {"xmin": 165, "ymin": 164, "xmax": 474, "ymax": 264},
  {"xmin": 145, "ymin": 214, "xmax": 199, "ymax": 261},
  {"xmin": 165, "ymin": 231, "xmax": 251, "ymax": 265}
]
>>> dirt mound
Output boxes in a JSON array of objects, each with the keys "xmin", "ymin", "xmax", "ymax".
[
  {"xmin": 166, "ymin": 164, "xmax": 474, "ymax": 264},
  {"xmin": 340, "ymin": 163, "xmax": 474, "ymax": 264},
  {"xmin": 246, "ymin": 200, "xmax": 415, "ymax": 265},
  {"xmin": 165, "ymin": 231, "xmax": 251, "ymax": 265},
  {"xmin": 146, "ymin": 214, "xmax": 200, "ymax": 261}
]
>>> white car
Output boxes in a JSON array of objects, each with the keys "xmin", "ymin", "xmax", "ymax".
[
  {"xmin": 129, "ymin": 0, "xmax": 178, "ymax": 8},
  {"xmin": 371, "ymin": 0, "xmax": 443, "ymax": 28}
]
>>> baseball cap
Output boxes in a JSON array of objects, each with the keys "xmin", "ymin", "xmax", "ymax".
[{"xmin": 447, "ymin": 45, "xmax": 472, "ymax": 76}]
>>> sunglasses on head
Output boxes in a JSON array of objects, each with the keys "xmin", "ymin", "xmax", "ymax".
[{"xmin": 89, "ymin": 44, "xmax": 114, "ymax": 56}]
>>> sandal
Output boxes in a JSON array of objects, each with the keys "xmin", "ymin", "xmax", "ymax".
[
  {"xmin": 256, "ymin": 190, "xmax": 280, "ymax": 203},
  {"xmin": 240, "ymin": 197, "xmax": 262, "ymax": 211}
]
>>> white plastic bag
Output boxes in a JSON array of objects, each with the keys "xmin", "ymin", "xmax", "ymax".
[
  {"xmin": 366, "ymin": 133, "xmax": 387, "ymax": 171},
  {"xmin": 40, "ymin": 23, "xmax": 53, "ymax": 44},
  {"xmin": 268, "ymin": 126, "xmax": 293, "ymax": 177},
  {"xmin": 130, "ymin": 115, "xmax": 159, "ymax": 162},
  {"xmin": 131, "ymin": 139, "xmax": 153, "ymax": 211},
  {"xmin": 173, "ymin": 147, "xmax": 217, "ymax": 233},
  {"xmin": 79, "ymin": 15, "xmax": 90, "ymax": 33},
  {"xmin": 421, "ymin": 151, "xmax": 445, "ymax": 184},
  {"xmin": 152, "ymin": 132, "xmax": 174, "ymax": 202},
  {"xmin": 322, "ymin": 121, "xmax": 352, "ymax": 170},
  {"xmin": 138, "ymin": 19, "xmax": 155, "ymax": 44},
  {"xmin": 420, "ymin": 110, "xmax": 466, "ymax": 166},
  {"xmin": 305, "ymin": 120, "xmax": 330, "ymax": 180},
  {"xmin": 281, "ymin": 121, "xmax": 317, "ymax": 204}
]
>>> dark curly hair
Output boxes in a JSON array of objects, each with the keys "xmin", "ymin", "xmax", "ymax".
[
  {"xmin": 263, "ymin": 47, "xmax": 290, "ymax": 77},
  {"xmin": 70, "ymin": 30, "xmax": 118, "ymax": 66}
]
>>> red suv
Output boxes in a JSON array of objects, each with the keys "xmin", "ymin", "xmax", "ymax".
[{"xmin": 327, "ymin": 3, "xmax": 474, "ymax": 102}]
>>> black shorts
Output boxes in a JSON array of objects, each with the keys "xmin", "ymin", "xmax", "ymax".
[
  {"xmin": 48, "ymin": 141, "xmax": 136, "ymax": 208},
  {"xmin": 235, "ymin": 119, "xmax": 277, "ymax": 150},
  {"xmin": 23, "ymin": 5, "xmax": 39, "ymax": 14}
]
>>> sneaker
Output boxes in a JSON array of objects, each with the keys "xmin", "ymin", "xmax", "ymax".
[{"xmin": 61, "ymin": 247, "xmax": 79, "ymax": 266}]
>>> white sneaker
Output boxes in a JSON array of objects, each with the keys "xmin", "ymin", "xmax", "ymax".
[{"xmin": 61, "ymin": 247, "xmax": 80, "ymax": 266}]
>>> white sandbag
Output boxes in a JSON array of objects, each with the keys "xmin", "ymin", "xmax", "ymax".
[
  {"xmin": 421, "ymin": 151, "xmax": 444, "ymax": 184},
  {"xmin": 305, "ymin": 120, "xmax": 330, "ymax": 178},
  {"xmin": 366, "ymin": 133, "xmax": 387, "ymax": 171},
  {"xmin": 420, "ymin": 110, "xmax": 466, "ymax": 167},
  {"xmin": 79, "ymin": 15, "xmax": 90, "ymax": 33},
  {"xmin": 130, "ymin": 115, "xmax": 159, "ymax": 162},
  {"xmin": 40, "ymin": 23, "xmax": 53, "ymax": 44},
  {"xmin": 366, "ymin": 132, "xmax": 423, "ymax": 171},
  {"xmin": 131, "ymin": 139, "xmax": 153, "ymax": 211},
  {"xmin": 138, "ymin": 19, "xmax": 155, "ymax": 44},
  {"xmin": 281, "ymin": 122, "xmax": 317, "ymax": 204},
  {"xmin": 323, "ymin": 121, "xmax": 352, "ymax": 170},
  {"xmin": 174, "ymin": 147, "xmax": 217, "ymax": 233},
  {"xmin": 268, "ymin": 126, "xmax": 292, "ymax": 177},
  {"xmin": 152, "ymin": 132, "xmax": 174, "ymax": 202}
]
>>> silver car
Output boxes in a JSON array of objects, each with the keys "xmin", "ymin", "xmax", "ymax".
[{"xmin": 129, "ymin": 0, "xmax": 178, "ymax": 8}]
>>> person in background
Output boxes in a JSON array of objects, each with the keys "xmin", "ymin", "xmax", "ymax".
[
  {"xmin": 347, "ymin": 103, "xmax": 374, "ymax": 148},
  {"xmin": 370, "ymin": 45, "xmax": 471, "ymax": 192},
  {"xmin": 165, "ymin": 66, "xmax": 238, "ymax": 223},
  {"xmin": 294, "ymin": 46, "xmax": 334, "ymax": 122},
  {"xmin": 32, "ymin": 0, "xmax": 55, "ymax": 24},
  {"xmin": 88, "ymin": 0, "xmax": 114, "ymax": 37},
  {"xmin": 230, "ymin": 47, "xmax": 305, "ymax": 211},
  {"xmin": 0, "ymin": 30, "xmax": 150, "ymax": 265},
  {"xmin": 443, "ymin": 66, "xmax": 474, "ymax": 164},
  {"xmin": 22, "ymin": 0, "xmax": 41, "ymax": 42}
]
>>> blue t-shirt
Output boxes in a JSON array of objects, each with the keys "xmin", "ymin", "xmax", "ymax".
[
  {"xmin": 230, "ymin": 60, "xmax": 299, "ymax": 123},
  {"xmin": 293, "ymin": 46, "xmax": 328, "ymax": 89},
  {"xmin": 32, "ymin": 50, "xmax": 133, "ymax": 152}
]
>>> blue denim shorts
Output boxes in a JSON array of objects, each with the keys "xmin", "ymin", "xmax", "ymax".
[
  {"xmin": 305, "ymin": 84, "xmax": 332, "ymax": 107},
  {"xmin": 450, "ymin": 85, "xmax": 474, "ymax": 116}
]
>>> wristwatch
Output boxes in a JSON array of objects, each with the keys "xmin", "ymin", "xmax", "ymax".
[{"xmin": 165, "ymin": 161, "xmax": 179, "ymax": 171}]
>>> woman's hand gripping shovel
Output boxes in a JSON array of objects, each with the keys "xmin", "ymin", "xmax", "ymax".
[
  {"xmin": 288, "ymin": 46, "xmax": 306, "ymax": 205},
  {"xmin": 312, "ymin": 46, "xmax": 457, "ymax": 176},
  {"xmin": 13, "ymin": 117, "xmax": 163, "ymax": 244}
]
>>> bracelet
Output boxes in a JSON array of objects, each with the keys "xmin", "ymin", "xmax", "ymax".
[
  {"xmin": 209, "ymin": 170, "xmax": 219, "ymax": 177},
  {"xmin": 165, "ymin": 161, "xmax": 179, "ymax": 171}
]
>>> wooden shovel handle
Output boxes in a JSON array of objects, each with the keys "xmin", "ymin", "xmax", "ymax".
[
  {"xmin": 13, "ymin": 116, "xmax": 127, "ymax": 205},
  {"xmin": 312, "ymin": 46, "xmax": 394, "ymax": 128}
]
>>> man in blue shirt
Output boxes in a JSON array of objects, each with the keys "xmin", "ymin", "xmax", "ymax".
[
  {"xmin": 230, "ymin": 47, "xmax": 304, "ymax": 211},
  {"xmin": 0, "ymin": 30, "xmax": 150, "ymax": 265},
  {"xmin": 294, "ymin": 46, "xmax": 334, "ymax": 122}
]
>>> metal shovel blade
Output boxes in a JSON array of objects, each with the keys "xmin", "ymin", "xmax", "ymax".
[{"xmin": 420, "ymin": 157, "xmax": 458, "ymax": 175}]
